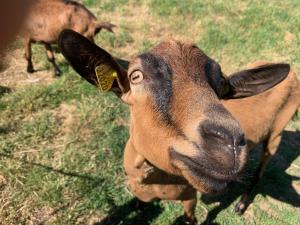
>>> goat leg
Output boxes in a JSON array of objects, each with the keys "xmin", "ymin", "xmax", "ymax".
[
  {"xmin": 24, "ymin": 37, "xmax": 34, "ymax": 73},
  {"xmin": 134, "ymin": 154, "xmax": 155, "ymax": 184},
  {"xmin": 134, "ymin": 198, "xmax": 148, "ymax": 211},
  {"xmin": 134, "ymin": 154, "xmax": 146, "ymax": 168},
  {"xmin": 44, "ymin": 43, "xmax": 61, "ymax": 76},
  {"xmin": 235, "ymin": 136, "xmax": 281, "ymax": 215},
  {"xmin": 182, "ymin": 191, "xmax": 197, "ymax": 225}
]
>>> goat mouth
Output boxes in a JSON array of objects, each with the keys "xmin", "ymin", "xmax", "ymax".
[{"xmin": 169, "ymin": 148, "xmax": 238, "ymax": 193}]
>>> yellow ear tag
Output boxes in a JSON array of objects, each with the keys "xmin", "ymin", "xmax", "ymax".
[{"xmin": 95, "ymin": 64, "xmax": 118, "ymax": 92}]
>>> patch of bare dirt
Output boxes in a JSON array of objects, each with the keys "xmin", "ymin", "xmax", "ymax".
[
  {"xmin": 76, "ymin": 213, "xmax": 106, "ymax": 225},
  {"xmin": 0, "ymin": 174, "xmax": 7, "ymax": 190},
  {"xmin": 292, "ymin": 182, "xmax": 300, "ymax": 195},
  {"xmin": 79, "ymin": 127, "xmax": 92, "ymax": 142},
  {"xmin": 284, "ymin": 31, "xmax": 295, "ymax": 44},
  {"xmin": 265, "ymin": 197, "xmax": 300, "ymax": 222},
  {"xmin": 0, "ymin": 47, "xmax": 54, "ymax": 88},
  {"xmin": 93, "ymin": 2, "xmax": 201, "ymax": 58},
  {"xmin": 54, "ymin": 103, "xmax": 77, "ymax": 135},
  {"xmin": 258, "ymin": 200, "xmax": 281, "ymax": 220},
  {"xmin": 243, "ymin": 204, "xmax": 255, "ymax": 221},
  {"xmin": 53, "ymin": 102, "xmax": 93, "ymax": 141},
  {"xmin": 26, "ymin": 206, "xmax": 56, "ymax": 225}
]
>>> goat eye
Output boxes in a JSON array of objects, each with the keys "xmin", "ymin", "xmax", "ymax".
[{"xmin": 130, "ymin": 71, "xmax": 144, "ymax": 84}]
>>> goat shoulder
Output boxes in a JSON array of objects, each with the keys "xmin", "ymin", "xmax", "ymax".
[{"xmin": 223, "ymin": 61, "xmax": 300, "ymax": 148}]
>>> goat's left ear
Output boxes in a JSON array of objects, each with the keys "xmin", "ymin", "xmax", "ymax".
[
  {"xmin": 220, "ymin": 63, "xmax": 290, "ymax": 99},
  {"xmin": 58, "ymin": 29, "xmax": 129, "ymax": 96}
]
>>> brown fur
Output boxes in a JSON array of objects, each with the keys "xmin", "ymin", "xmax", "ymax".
[
  {"xmin": 124, "ymin": 57, "xmax": 299, "ymax": 222},
  {"xmin": 125, "ymin": 62, "xmax": 300, "ymax": 221},
  {"xmin": 23, "ymin": 0, "xmax": 115, "ymax": 76},
  {"xmin": 58, "ymin": 33, "xmax": 297, "ymax": 224},
  {"xmin": 223, "ymin": 62, "xmax": 300, "ymax": 214}
]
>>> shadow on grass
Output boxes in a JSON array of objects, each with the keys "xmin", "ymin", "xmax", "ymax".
[
  {"xmin": 0, "ymin": 153, "xmax": 101, "ymax": 181},
  {"xmin": 94, "ymin": 198, "xmax": 163, "ymax": 225},
  {"xmin": 1, "ymin": 130, "xmax": 298, "ymax": 225},
  {"xmin": 200, "ymin": 130, "xmax": 300, "ymax": 224},
  {"xmin": 0, "ymin": 153, "xmax": 163, "ymax": 224},
  {"xmin": 0, "ymin": 153, "xmax": 111, "ymax": 223},
  {"xmin": 171, "ymin": 215, "xmax": 220, "ymax": 225}
]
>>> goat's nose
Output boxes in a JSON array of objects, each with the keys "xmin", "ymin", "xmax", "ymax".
[{"xmin": 201, "ymin": 122, "xmax": 246, "ymax": 153}]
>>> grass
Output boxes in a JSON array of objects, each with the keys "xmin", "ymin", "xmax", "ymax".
[{"xmin": 0, "ymin": 0, "xmax": 300, "ymax": 224}]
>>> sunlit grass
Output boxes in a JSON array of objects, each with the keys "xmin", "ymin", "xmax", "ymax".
[{"xmin": 0, "ymin": 0, "xmax": 299, "ymax": 224}]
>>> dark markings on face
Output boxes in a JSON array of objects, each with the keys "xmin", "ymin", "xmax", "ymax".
[
  {"xmin": 204, "ymin": 60, "xmax": 225, "ymax": 97},
  {"xmin": 189, "ymin": 51, "xmax": 210, "ymax": 86},
  {"xmin": 139, "ymin": 53, "xmax": 173, "ymax": 125},
  {"xmin": 74, "ymin": 6, "xmax": 79, "ymax": 12},
  {"xmin": 200, "ymin": 119, "xmax": 236, "ymax": 145},
  {"xmin": 169, "ymin": 147, "xmax": 229, "ymax": 192}
]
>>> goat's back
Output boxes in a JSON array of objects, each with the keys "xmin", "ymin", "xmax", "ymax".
[
  {"xmin": 24, "ymin": 0, "xmax": 96, "ymax": 42},
  {"xmin": 223, "ymin": 62, "xmax": 300, "ymax": 148}
]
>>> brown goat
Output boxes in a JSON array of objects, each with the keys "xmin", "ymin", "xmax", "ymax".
[
  {"xmin": 58, "ymin": 30, "xmax": 299, "ymax": 224},
  {"xmin": 22, "ymin": 0, "xmax": 115, "ymax": 76}
]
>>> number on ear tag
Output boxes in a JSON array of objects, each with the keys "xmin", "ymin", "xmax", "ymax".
[{"xmin": 95, "ymin": 64, "xmax": 118, "ymax": 92}]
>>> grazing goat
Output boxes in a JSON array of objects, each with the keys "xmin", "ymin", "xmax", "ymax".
[
  {"xmin": 23, "ymin": 0, "xmax": 115, "ymax": 76},
  {"xmin": 58, "ymin": 29, "xmax": 298, "ymax": 224}
]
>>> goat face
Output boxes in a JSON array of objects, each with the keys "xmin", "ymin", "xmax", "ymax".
[
  {"xmin": 125, "ymin": 41, "xmax": 249, "ymax": 193},
  {"xmin": 59, "ymin": 30, "xmax": 290, "ymax": 193}
]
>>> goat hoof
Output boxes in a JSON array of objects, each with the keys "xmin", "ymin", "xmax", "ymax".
[
  {"xmin": 234, "ymin": 201, "xmax": 246, "ymax": 215},
  {"xmin": 142, "ymin": 161, "xmax": 154, "ymax": 174},
  {"xmin": 234, "ymin": 193, "xmax": 252, "ymax": 215},
  {"xmin": 183, "ymin": 214, "xmax": 197, "ymax": 225},
  {"xmin": 185, "ymin": 218, "xmax": 197, "ymax": 225},
  {"xmin": 27, "ymin": 67, "xmax": 34, "ymax": 73},
  {"xmin": 134, "ymin": 199, "xmax": 147, "ymax": 211},
  {"xmin": 54, "ymin": 69, "xmax": 61, "ymax": 77}
]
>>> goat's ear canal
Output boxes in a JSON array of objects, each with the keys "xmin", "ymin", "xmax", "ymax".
[
  {"xmin": 220, "ymin": 63, "xmax": 290, "ymax": 99},
  {"xmin": 58, "ymin": 29, "xmax": 129, "ymax": 95}
]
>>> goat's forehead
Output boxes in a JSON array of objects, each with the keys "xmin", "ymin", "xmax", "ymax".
[
  {"xmin": 127, "ymin": 41, "xmax": 222, "ymax": 125},
  {"xmin": 151, "ymin": 41, "xmax": 208, "ymax": 63},
  {"xmin": 129, "ymin": 41, "xmax": 210, "ymax": 75}
]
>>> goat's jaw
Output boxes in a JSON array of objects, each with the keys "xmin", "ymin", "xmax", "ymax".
[{"xmin": 169, "ymin": 148, "xmax": 235, "ymax": 194}]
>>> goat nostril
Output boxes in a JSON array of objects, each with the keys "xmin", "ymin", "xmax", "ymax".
[
  {"xmin": 239, "ymin": 138, "xmax": 246, "ymax": 146},
  {"xmin": 201, "ymin": 122, "xmax": 246, "ymax": 153},
  {"xmin": 235, "ymin": 134, "xmax": 246, "ymax": 148}
]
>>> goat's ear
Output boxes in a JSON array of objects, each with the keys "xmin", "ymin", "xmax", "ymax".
[
  {"xmin": 58, "ymin": 29, "xmax": 129, "ymax": 96},
  {"xmin": 220, "ymin": 63, "xmax": 290, "ymax": 99}
]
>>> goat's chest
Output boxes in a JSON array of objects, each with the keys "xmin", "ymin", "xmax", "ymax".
[{"xmin": 123, "ymin": 140, "xmax": 195, "ymax": 202}]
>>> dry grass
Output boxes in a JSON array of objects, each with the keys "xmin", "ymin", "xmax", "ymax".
[{"xmin": 0, "ymin": 0, "xmax": 300, "ymax": 224}]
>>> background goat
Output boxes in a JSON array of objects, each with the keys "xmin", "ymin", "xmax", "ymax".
[
  {"xmin": 58, "ymin": 30, "xmax": 297, "ymax": 224},
  {"xmin": 22, "ymin": 0, "xmax": 115, "ymax": 76}
]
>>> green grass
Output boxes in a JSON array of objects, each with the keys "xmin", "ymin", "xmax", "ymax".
[{"xmin": 1, "ymin": 0, "xmax": 300, "ymax": 224}]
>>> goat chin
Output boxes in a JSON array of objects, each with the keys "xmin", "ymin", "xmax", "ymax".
[
  {"xmin": 184, "ymin": 168, "xmax": 230, "ymax": 193},
  {"xmin": 172, "ymin": 160, "xmax": 229, "ymax": 194}
]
